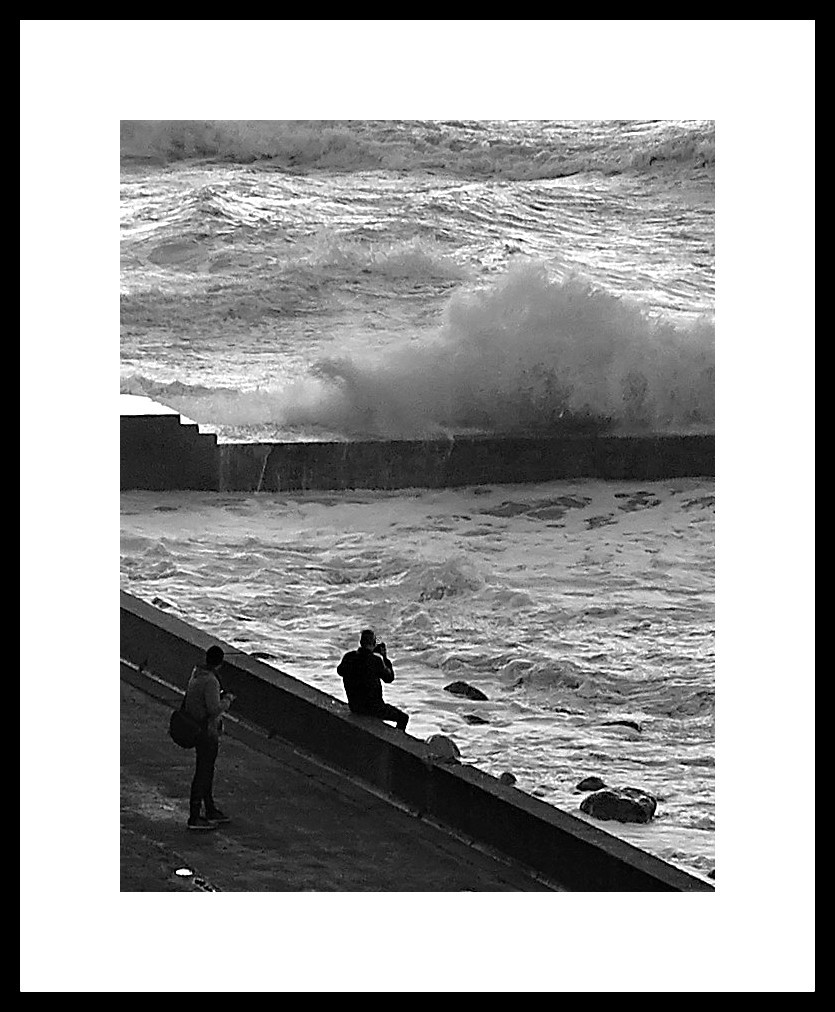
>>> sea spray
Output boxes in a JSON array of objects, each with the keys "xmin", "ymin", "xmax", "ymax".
[{"xmin": 140, "ymin": 263, "xmax": 714, "ymax": 438}]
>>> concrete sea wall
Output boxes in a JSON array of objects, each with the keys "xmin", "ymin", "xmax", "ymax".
[
  {"xmin": 120, "ymin": 592, "xmax": 713, "ymax": 892},
  {"xmin": 121, "ymin": 404, "xmax": 714, "ymax": 491},
  {"xmin": 121, "ymin": 413, "xmax": 219, "ymax": 491},
  {"xmin": 218, "ymin": 432, "xmax": 714, "ymax": 492}
]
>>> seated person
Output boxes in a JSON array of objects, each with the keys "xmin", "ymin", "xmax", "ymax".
[{"xmin": 337, "ymin": 629, "xmax": 409, "ymax": 731}]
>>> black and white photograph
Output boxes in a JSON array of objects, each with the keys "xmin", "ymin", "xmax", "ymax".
[{"xmin": 21, "ymin": 19, "xmax": 815, "ymax": 993}]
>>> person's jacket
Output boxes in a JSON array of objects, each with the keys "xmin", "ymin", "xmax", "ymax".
[
  {"xmin": 184, "ymin": 665, "xmax": 231, "ymax": 739},
  {"xmin": 337, "ymin": 648, "xmax": 394, "ymax": 712}
]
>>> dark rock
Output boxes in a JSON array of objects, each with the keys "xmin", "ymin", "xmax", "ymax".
[
  {"xmin": 151, "ymin": 597, "xmax": 172, "ymax": 609},
  {"xmin": 554, "ymin": 495, "xmax": 592, "ymax": 509},
  {"xmin": 708, "ymin": 869, "xmax": 715, "ymax": 880},
  {"xmin": 528, "ymin": 506, "xmax": 568, "ymax": 521},
  {"xmin": 586, "ymin": 514, "xmax": 617, "ymax": 530},
  {"xmin": 579, "ymin": 787, "xmax": 657, "ymax": 824},
  {"xmin": 498, "ymin": 772, "xmax": 517, "ymax": 786},
  {"xmin": 682, "ymin": 495, "xmax": 715, "ymax": 511},
  {"xmin": 481, "ymin": 501, "xmax": 530, "ymax": 518},
  {"xmin": 250, "ymin": 651, "xmax": 276, "ymax": 660},
  {"xmin": 463, "ymin": 713, "xmax": 489, "ymax": 725},
  {"xmin": 443, "ymin": 681, "xmax": 489, "ymax": 701},
  {"xmin": 601, "ymin": 719, "xmax": 642, "ymax": 732},
  {"xmin": 425, "ymin": 735, "xmax": 461, "ymax": 761},
  {"xmin": 575, "ymin": 776, "xmax": 607, "ymax": 793}
]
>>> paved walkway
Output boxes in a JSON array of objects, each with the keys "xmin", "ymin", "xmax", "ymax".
[{"xmin": 120, "ymin": 676, "xmax": 552, "ymax": 892}]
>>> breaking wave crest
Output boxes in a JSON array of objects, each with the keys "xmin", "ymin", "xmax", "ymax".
[{"xmin": 136, "ymin": 264, "xmax": 712, "ymax": 438}]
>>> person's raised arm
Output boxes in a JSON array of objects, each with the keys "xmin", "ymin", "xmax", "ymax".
[{"xmin": 378, "ymin": 652, "xmax": 395, "ymax": 683}]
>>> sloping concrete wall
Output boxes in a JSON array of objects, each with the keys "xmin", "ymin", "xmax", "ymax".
[{"xmin": 120, "ymin": 591, "xmax": 713, "ymax": 892}]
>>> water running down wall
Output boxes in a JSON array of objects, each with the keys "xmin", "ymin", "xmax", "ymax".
[{"xmin": 120, "ymin": 405, "xmax": 714, "ymax": 492}]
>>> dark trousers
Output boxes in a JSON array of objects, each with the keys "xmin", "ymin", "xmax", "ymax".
[
  {"xmin": 352, "ymin": 702, "xmax": 409, "ymax": 731},
  {"xmin": 190, "ymin": 732, "xmax": 219, "ymax": 818}
]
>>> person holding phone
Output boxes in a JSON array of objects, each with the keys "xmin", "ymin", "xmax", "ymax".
[
  {"xmin": 183, "ymin": 645, "xmax": 236, "ymax": 831},
  {"xmin": 338, "ymin": 629, "xmax": 409, "ymax": 731}
]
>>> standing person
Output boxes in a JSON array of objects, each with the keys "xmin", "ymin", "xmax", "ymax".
[
  {"xmin": 184, "ymin": 645, "xmax": 235, "ymax": 831},
  {"xmin": 337, "ymin": 629, "xmax": 409, "ymax": 731}
]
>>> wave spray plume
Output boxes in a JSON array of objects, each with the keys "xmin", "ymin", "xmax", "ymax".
[{"xmin": 273, "ymin": 264, "xmax": 715, "ymax": 438}]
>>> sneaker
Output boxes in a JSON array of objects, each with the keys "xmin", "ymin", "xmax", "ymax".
[
  {"xmin": 187, "ymin": 816, "xmax": 219, "ymax": 832},
  {"xmin": 205, "ymin": 809, "xmax": 231, "ymax": 824}
]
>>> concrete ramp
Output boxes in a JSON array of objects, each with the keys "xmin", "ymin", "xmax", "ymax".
[{"xmin": 121, "ymin": 672, "xmax": 551, "ymax": 892}]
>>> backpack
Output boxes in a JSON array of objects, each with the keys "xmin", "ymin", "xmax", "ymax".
[{"xmin": 168, "ymin": 696, "xmax": 203, "ymax": 749}]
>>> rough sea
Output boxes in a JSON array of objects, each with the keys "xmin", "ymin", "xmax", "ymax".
[{"xmin": 119, "ymin": 120, "xmax": 715, "ymax": 879}]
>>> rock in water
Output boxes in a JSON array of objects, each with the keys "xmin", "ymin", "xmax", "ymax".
[
  {"xmin": 425, "ymin": 734, "xmax": 461, "ymax": 761},
  {"xmin": 601, "ymin": 720, "xmax": 642, "ymax": 733},
  {"xmin": 575, "ymin": 776, "xmax": 607, "ymax": 792},
  {"xmin": 443, "ymin": 681, "xmax": 489, "ymax": 701},
  {"xmin": 579, "ymin": 787, "xmax": 657, "ymax": 824},
  {"xmin": 463, "ymin": 713, "xmax": 489, "ymax": 725},
  {"xmin": 498, "ymin": 772, "xmax": 517, "ymax": 786}
]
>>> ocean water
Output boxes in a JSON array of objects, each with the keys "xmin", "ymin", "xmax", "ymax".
[
  {"xmin": 120, "ymin": 119, "xmax": 714, "ymax": 442},
  {"xmin": 120, "ymin": 120, "xmax": 715, "ymax": 878}
]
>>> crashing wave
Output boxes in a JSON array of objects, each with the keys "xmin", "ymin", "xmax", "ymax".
[{"xmin": 122, "ymin": 263, "xmax": 714, "ymax": 439}]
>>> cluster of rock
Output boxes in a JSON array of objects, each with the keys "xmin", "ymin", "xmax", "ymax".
[
  {"xmin": 575, "ymin": 777, "xmax": 658, "ymax": 824},
  {"xmin": 436, "ymin": 685, "xmax": 660, "ymax": 827}
]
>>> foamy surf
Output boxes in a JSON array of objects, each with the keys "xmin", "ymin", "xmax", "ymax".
[{"xmin": 121, "ymin": 119, "xmax": 715, "ymax": 179}]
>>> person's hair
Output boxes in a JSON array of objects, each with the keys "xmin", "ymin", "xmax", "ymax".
[
  {"xmin": 359, "ymin": 629, "xmax": 376, "ymax": 647},
  {"xmin": 206, "ymin": 645, "xmax": 224, "ymax": 667}
]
